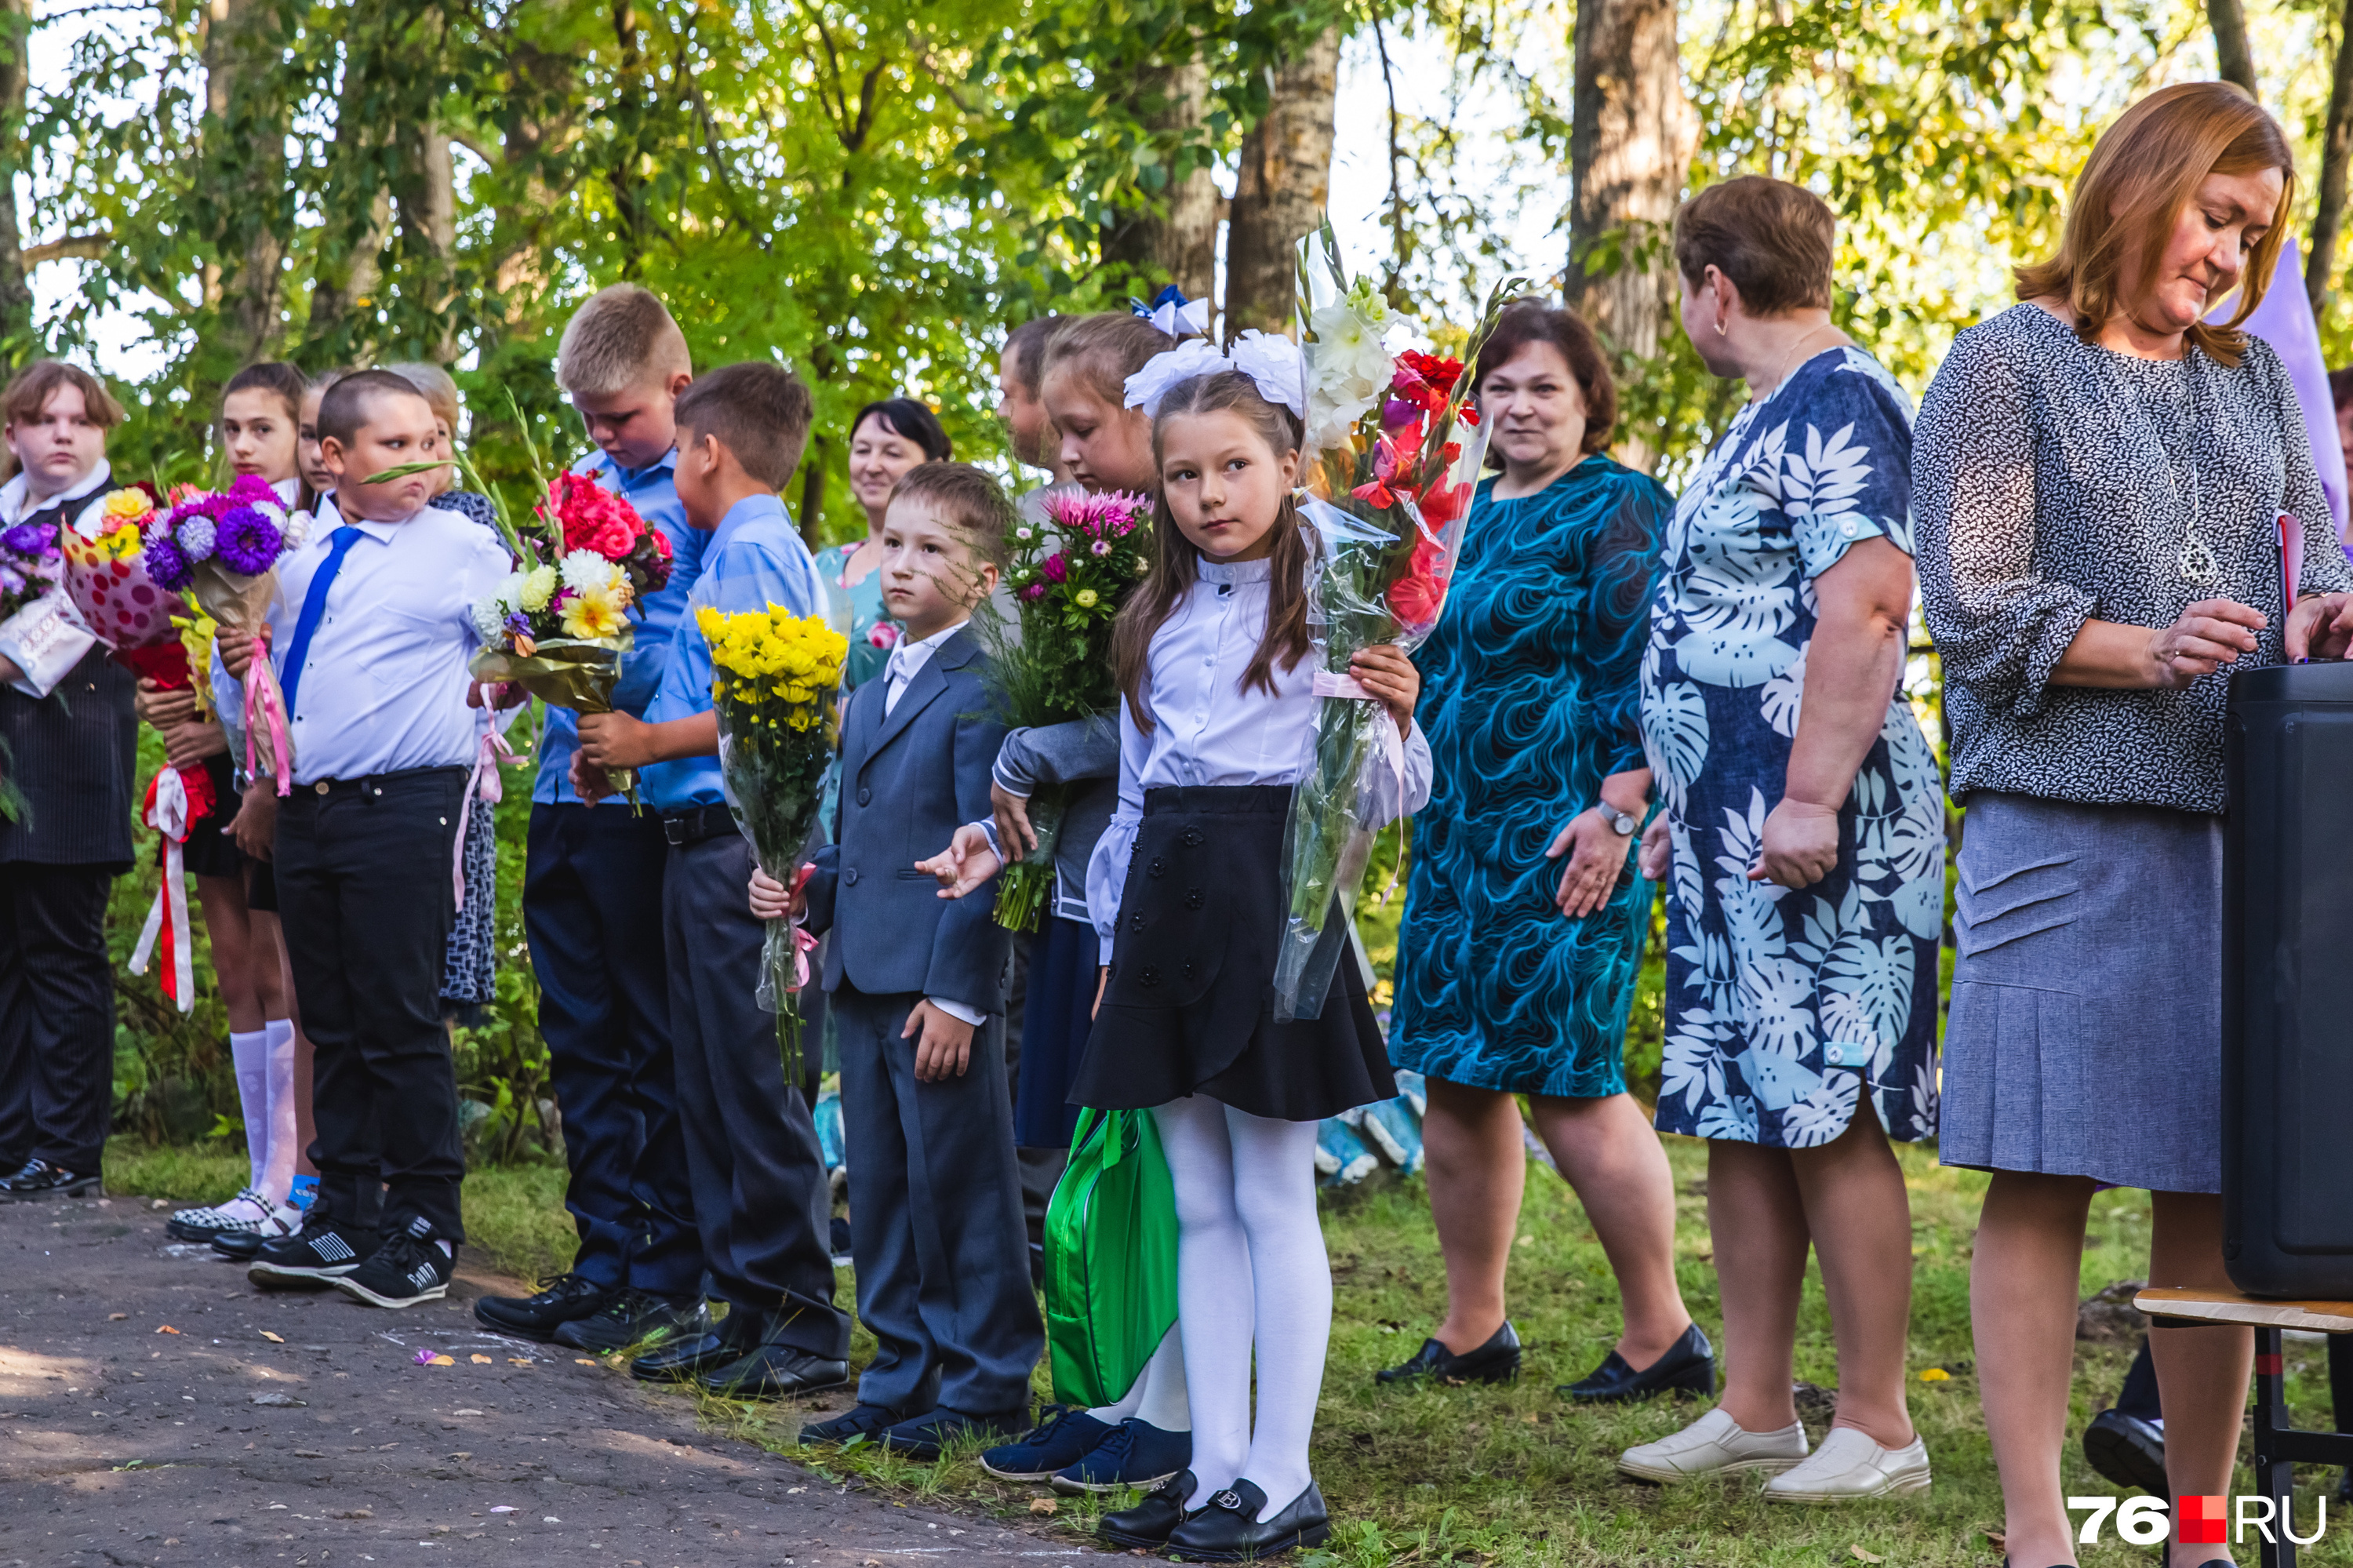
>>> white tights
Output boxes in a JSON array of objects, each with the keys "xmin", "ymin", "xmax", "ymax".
[
  {"xmin": 1154, "ymin": 1094, "xmax": 1327, "ymax": 1516},
  {"xmin": 1087, "ymin": 1322, "xmax": 1191, "ymax": 1431}
]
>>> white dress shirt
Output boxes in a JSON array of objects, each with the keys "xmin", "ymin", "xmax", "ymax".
[
  {"xmin": 0, "ymin": 462, "xmax": 108, "ymax": 697},
  {"xmin": 882, "ymin": 620, "xmax": 965, "ymax": 716},
  {"xmin": 1083, "ymin": 555, "xmax": 1433, "ymax": 962},
  {"xmin": 214, "ymin": 497, "xmax": 511, "ymax": 784}
]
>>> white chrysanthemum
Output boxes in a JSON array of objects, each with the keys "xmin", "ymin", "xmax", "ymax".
[
  {"xmin": 471, "ymin": 596, "xmax": 507, "ymax": 642},
  {"xmin": 559, "ymin": 551, "xmax": 620, "ymax": 595},
  {"xmin": 177, "ymin": 516, "xmax": 218, "ymax": 560},
  {"xmin": 282, "ymin": 511, "xmax": 311, "ymax": 549},
  {"xmin": 520, "ymin": 563, "xmax": 560, "ymax": 612}
]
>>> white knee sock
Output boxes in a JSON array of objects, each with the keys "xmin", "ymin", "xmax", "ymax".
[
  {"xmin": 229, "ymin": 1029, "xmax": 271, "ymax": 1192},
  {"xmin": 1155, "ymin": 1095, "xmax": 1252, "ymax": 1506},
  {"xmin": 261, "ymin": 1018, "xmax": 297, "ymax": 1204},
  {"xmin": 1226, "ymin": 1108, "xmax": 1327, "ymax": 1515},
  {"xmin": 1086, "ymin": 1322, "xmax": 1190, "ymax": 1430}
]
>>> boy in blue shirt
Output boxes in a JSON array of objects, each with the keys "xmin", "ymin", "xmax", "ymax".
[
  {"xmin": 574, "ymin": 362, "xmax": 848, "ymax": 1399},
  {"xmin": 474, "ymin": 285, "xmax": 711, "ymax": 1352}
]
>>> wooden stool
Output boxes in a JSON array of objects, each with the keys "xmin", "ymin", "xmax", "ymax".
[{"xmin": 2135, "ymin": 1287, "xmax": 2353, "ymax": 1568}]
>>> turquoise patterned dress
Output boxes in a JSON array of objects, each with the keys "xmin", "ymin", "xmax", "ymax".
[
  {"xmin": 1392, "ymin": 457, "xmax": 1667, "ymax": 1097},
  {"xmin": 1639, "ymin": 346, "xmax": 1942, "ymax": 1148}
]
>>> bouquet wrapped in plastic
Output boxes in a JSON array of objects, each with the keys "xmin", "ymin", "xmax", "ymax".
[
  {"xmin": 974, "ymin": 487, "xmax": 1153, "ymax": 931},
  {"xmin": 1271, "ymin": 223, "xmax": 1511, "ymax": 1020},
  {"xmin": 704, "ymin": 603, "xmax": 849, "ymax": 1082},
  {"xmin": 59, "ymin": 483, "xmax": 175, "ymax": 653}
]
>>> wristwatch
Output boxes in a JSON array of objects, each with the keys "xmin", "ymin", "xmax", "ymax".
[{"xmin": 1596, "ymin": 800, "xmax": 1640, "ymax": 836}]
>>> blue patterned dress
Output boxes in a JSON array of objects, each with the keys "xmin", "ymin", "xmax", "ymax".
[
  {"xmin": 1639, "ymin": 347, "xmax": 1942, "ymax": 1148},
  {"xmin": 1392, "ymin": 457, "xmax": 1667, "ymax": 1097}
]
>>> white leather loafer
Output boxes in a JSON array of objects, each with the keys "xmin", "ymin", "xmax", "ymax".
[
  {"xmin": 1617, "ymin": 1406, "xmax": 1809, "ymax": 1483},
  {"xmin": 1763, "ymin": 1426, "xmax": 1931, "ymax": 1502}
]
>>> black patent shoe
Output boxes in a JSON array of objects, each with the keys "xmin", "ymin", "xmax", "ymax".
[
  {"xmin": 1099, "ymin": 1468, "xmax": 1198, "ymax": 1549},
  {"xmin": 1557, "ymin": 1322, "xmax": 1715, "ymax": 1403},
  {"xmin": 0, "ymin": 1159, "xmax": 99, "ymax": 1200},
  {"xmin": 630, "ymin": 1302, "xmax": 769, "ymax": 1382},
  {"xmin": 210, "ymin": 1229, "xmax": 267, "ymax": 1261},
  {"xmin": 1375, "ymin": 1320, "xmax": 1521, "ymax": 1386},
  {"xmin": 2081, "ymin": 1406, "xmax": 2166, "ymax": 1495},
  {"xmin": 1165, "ymin": 1478, "xmax": 1331, "ymax": 1562},
  {"xmin": 700, "ymin": 1342, "xmax": 850, "ymax": 1400}
]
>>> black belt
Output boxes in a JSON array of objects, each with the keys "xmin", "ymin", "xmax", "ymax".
[
  {"xmin": 662, "ymin": 803, "xmax": 736, "ymax": 846},
  {"xmin": 291, "ymin": 766, "xmax": 467, "ymax": 800}
]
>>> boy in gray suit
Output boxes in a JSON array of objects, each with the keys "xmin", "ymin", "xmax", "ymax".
[{"xmin": 776, "ymin": 461, "xmax": 1041, "ymax": 1458}]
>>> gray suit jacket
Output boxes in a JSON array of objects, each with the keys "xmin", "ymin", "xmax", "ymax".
[{"xmin": 805, "ymin": 624, "xmax": 1010, "ymax": 1013}]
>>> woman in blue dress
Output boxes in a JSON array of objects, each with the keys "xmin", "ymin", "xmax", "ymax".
[
  {"xmin": 1384, "ymin": 302, "xmax": 1704, "ymax": 1402},
  {"xmin": 1620, "ymin": 176, "xmax": 1941, "ymax": 1505}
]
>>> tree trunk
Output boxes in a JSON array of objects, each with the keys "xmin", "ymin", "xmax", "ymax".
[
  {"xmin": 2312, "ymin": 0, "xmax": 2353, "ymax": 313},
  {"xmin": 1567, "ymin": 0, "xmax": 1697, "ymax": 473},
  {"xmin": 402, "ymin": 125, "xmax": 460, "ymax": 358},
  {"xmin": 1100, "ymin": 60, "xmax": 1219, "ymax": 307},
  {"xmin": 1224, "ymin": 28, "xmax": 1340, "ymax": 337},
  {"xmin": 200, "ymin": 0, "xmax": 292, "ymax": 363},
  {"xmin": 2209, "ymin": 0, "xmax": 2258, "ymax": 98},
  {"xmin": 0, "ymin": 0, "xmax": 32, "ymax": 361}
]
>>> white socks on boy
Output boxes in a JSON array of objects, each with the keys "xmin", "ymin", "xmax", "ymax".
[{"xmin": 262, "ymin": 1017, "xmax": 297, "ymax": 1202}]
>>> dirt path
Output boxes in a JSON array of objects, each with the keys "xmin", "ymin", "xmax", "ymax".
[{"xmin": 0, "ymin": 1194, "xmax": 1109, "ymax": 1568}]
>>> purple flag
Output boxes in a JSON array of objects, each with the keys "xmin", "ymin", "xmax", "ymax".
[{"xmin": 2209, "ymin": 236, "xmax": 2348, "ymax": 538}]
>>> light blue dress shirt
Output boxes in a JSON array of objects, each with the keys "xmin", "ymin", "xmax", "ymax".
[
  {"xmin": 215, "ymin": 497, "xmax": 512, "ymax": 786},
  {"xmin": 532, "ymin": 447, "xmax": 706, "ymax": 805},
  {"xmin": 639, "ymin": 492, "xmax": 827, "ymax": 813}
]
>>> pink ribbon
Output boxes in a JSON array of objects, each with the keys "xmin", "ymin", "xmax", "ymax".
[
  {"xmin": 453, "ymin": 729, "xmax": 516, "ymax": 911},
  {"xmin": 242, "ymin": 635, "xmax": 293, "ymax": 798},
  {"xmin": 1313, "ymin": 667, "xmax": 1411, "ymax": 908},
  {"xmin": 786, "ymin": 864, "xmax": 818, "ymax": 991}
]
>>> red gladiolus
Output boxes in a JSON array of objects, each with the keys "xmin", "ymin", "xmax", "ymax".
[{"xmin": 1388, "ymin": 532, "xmax": 1449, "ymax": 628}]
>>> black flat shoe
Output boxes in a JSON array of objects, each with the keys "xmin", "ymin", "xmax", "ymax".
[
  {"xmin": 210, "ymin": 1230, "xmax": 267, "ymax": 1261},
  {"xmin": 629, "ymin": 1303, "xmax": 769, "ymax": 1383},
  {"xmin": 2081, "ymin": 1406, "xmax": 2166, "ymax": 1496},
  {"xmin": 1375, "ymin": 1321, "xmax": 1521, "ymax": 1386},
  {"xmin": 1165, "ymin": 1478, "xmax": 1330, "ymax": 1562},
  {"xmin": 799, "ymin": 1402, "xmax": 904, "ymax": 1446},
  {"xmin": 700, "ymin": 1343, "xmax": 849, "ymax": 1400},
  {"xmin": 0, "ymin": 1159, "xmax": 99, "ymax": 1200},
  {"xmin": 1099, "ymin": 1468, "xmax": 1198, "ymax": 1549},
  {"xmin": 1557, "ymin": 1322, "xmax": 1715, "ymax": 1403}
]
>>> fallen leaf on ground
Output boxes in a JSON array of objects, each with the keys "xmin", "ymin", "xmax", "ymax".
[
  {"xmin": 1850, "ymin": 1548, "xmax": 1884, "ymax": 1564},
  {"xmin": 260, "ymin": 1330, "xmax": 285, "ymax": 1344},
  {"xmin": 107, "ymin": 1313, "xmax": 127, "ymax": 1322},
  {"xmin": 155, "ymin": 1326, "xmax": 180, "ymax": 1335},
  {"xmin": 1029, "ymin": 1498, "xmax": 1057, "ymax": 1515},
  {"xmin": 507, "ymin": 1358, "xmax": 532, "ymax": 1366},
  {"xmin": 427, "ymin": 1355, "xmax": 455, "ymax": 1366},
  {"xmin": 470, "ymin": 1354, "xmax": 492, "ymax": 1364},
  {"xmin": 573, "ymin": 1358, "xmax": 595, "ymax": 1366}
]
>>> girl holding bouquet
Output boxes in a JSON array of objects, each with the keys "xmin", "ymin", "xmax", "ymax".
[{"xmin": 1076, "ymin": 358, "xmax": 1429, "ymax": 1559}]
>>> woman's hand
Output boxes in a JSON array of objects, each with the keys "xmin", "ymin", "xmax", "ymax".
[
  {"xmin": 2147, "ymin": 598, "xmax": 2264, "ymax": 689},
  {"xmin": 2286, "ymin": 591, "xmax": 2353, "ymax": 663},
  {"xmin": 135, "ymin": 679, "xmax": 198, "ymax": 729},
  {"xmin": 990, "ymin": 780, "xmax": 1035, "ymax": 863},
  {"xmin": 1637, "ymin": 813, "xmax": 1671, "ymax": 881},
  {"xmin": 1544, "ymin": 808, "xmax": 1630, "ymax": 919},
  {"xmin": 1349, "ymin": 644, "xmax": 1421, "ymax": 733},
  {"xmin": 915, "ymin": 825, "xmax": 1002, "ymax": 899},
  {"xmin": 162, "ymin": 719, "xmax": 228, "ymax": 771},
  {"xmin": 1751, "ymin": 798, "xmax": 1841, "ymax": 890},
  {"xmin": 230, "ymin": 786, "xmax": 277, "ymax": 861}
]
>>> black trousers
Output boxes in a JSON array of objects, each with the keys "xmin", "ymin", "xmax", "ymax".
[
  {"xmin": 275, "ymin": 769, "xmax": 467, "ymax": 1238},
  {"xmin": 664, "ymin": 833, "xmax": 845, "ymax": 1356},
  {"xmin": 523, "ymin": 802, "xmax": 700, "ymax": 1298},
  {"xmin": 0, "ymin": 862, "xmax": 117, "ymax": 1174}
]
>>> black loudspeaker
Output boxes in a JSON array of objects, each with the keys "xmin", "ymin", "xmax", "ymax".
[{"xmin": 2224, "ymin": 660, "xmax": 2353, "ymax": 1297}]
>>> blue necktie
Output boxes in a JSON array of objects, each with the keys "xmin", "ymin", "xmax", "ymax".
[{"xmin": 278, "ymin": 526, "xmax": 362, "ymax": 722}]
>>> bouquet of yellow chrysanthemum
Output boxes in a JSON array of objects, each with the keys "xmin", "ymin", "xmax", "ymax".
[{"xmin": 704, "ymin": 602, "xmax": 849, "ymax": 1079}]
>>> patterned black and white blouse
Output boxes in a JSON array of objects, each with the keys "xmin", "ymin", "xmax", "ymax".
[{"xmin": 1915, "ymin": 302, "xmax": 2353, "ymax": 813}]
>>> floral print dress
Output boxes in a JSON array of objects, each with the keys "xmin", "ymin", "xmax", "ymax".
[{"xmin": 1638, "ymin": 346, "xmax": 1943, "ymax": 1148}]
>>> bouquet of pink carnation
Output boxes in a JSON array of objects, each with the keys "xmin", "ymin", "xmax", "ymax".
[{"xmin": 974, "ymin": 486, "xmax": 1154, "ymax": 931}]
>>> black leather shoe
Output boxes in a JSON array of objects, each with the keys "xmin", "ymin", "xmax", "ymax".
[
  {"xmin": 1164, "ymin": 1477, "xmax": 1331, "ymax": 1561},
  {"xmin": 210, "ymin": 1230, "xmax": 267, "ymax": 1261},
  {"xmin": 1099, "ymin": 1468, "xmax": 1198, "ymax": 1549},
  {"xmin": 629, "ymin": 1303, "xmax": 769, "ymax": 1383},
  {"xmin": 555, "ymin": 1290, "xmax": 707, "ymax": 1353},
  {"xmin": 700, "ymin": 1342, "xmax": 850, "ymax": 1400},
  {"xmin": 1558, "ymin": 1322, "xmax": 1715, "ymax": 1403},
  {"xmin": 475, "ymin": 1271, "xmax": 613, "ymax": 1341},
  {"xmin": 0, "ymin": 1159, "xmax": 99, "ymax": 1200},
  {"xmin": 2081, "ymin": 1406, "xmax": 2167, "ymax": 1496},
  {"xmin": 878, "ymin": 1406, "xmax": 1026, "ymax": 1460},
  {"xmin": 1376, "ymin": 1321, "xmax": 1521, "ymax": 1386},
  {"xmin": 799, "ymin": 1402, "xmax": 904, "ymax": 1446}
]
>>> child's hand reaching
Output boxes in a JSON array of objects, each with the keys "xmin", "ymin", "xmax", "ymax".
[
  {"xmin": 569, "ymin": 752, "xmax": 614, "ymax": 806},
  {"xmin": 914, "ymin": 825, "xmax": 1002, "ymax": 899},
  {"xmin": 1348, "ymin": 643, "xmax": 1421, "ymax": 733},
  {"xmin": 903, "ymin": 1000, "xmax": 975, "ymax": 1082},
  {"xmin": 747, "ymin": 865, "xmax": 808, "ymax": 922}
]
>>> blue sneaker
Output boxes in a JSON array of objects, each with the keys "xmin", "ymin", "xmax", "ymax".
[
  {"xmin": 1049, "ymin": 1417, "xmax": 1191, "ymax": 1495},
  {"xmin": 977, "ymin": 1406, "xmax": 1118, "ymax": 1482}
]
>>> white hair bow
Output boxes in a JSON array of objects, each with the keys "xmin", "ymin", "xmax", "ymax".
[
  {"xmin": 1137, "ymin": 293, "xmax": 1213, "ymax": 338},
  {"xmin": 1122, "ymin": 330, "xmax": 1307, "ymax": 421}
]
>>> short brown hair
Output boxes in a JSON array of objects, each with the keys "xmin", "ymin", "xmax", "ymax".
[
  {"xmin": 1039, "ymin": 314, "xmax": 1176, "ymax": 407},
  {"xmin": 888, "ymin": 460, "xmax": 1014, "ymax": 569},
  {"xmin": 1472, "ymin": 300, "xmax": 1617, "ymax": 457},
  {"xmin": 1673, "ymin": 176, "xmax": 1838, "ymax": 317},
  {"xmin": 556, "ymin": 284, "xmax": 692, "ymax": 398},
  {"xmin": 2016, "ymin": 82, "xmax": 2293, "ymax": 369},
  {"xmin": 317, "ymin": 369, "xmax": 435, "ymax": 447},
  {"xmin": 673, "ymin": 362, "xmax": 813, "ymax": 492},
  {"xmin": 1004, "ymin": 315, "xmax": 1067, "ymax": 397},
  {"xmin": 3, "ymin": 361, "xmax": 125, "ymax": 430}
]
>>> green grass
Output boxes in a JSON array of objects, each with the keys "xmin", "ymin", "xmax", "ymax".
[{"xmin": 101, "ymin": 1135, "xmax": 2353, "ymax": 1565}]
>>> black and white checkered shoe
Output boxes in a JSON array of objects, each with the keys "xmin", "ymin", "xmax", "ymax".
[
  {"xmin": 247, "ymin": 1215, "xmax": 380, "ymax": 1289},
  {"xmin": 167, "ymin": 1187, "xmax": 300, "ymax": 1244},
  {"xmin": 333, "ymin": 1216, "xmax": 453, "ymax": 1309}
]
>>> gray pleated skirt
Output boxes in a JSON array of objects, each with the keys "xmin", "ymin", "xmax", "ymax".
[{"xmin": 1938, "ymin": 791, "xmax": 2222, "ymax": 1194}]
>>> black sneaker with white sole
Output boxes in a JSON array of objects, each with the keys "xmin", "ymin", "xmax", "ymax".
[
  {"xmin": 249, "ymin": 1216, "xmax": 381, "ymax": 1288},
  {"xmin": 333, "ymin": 1216, "xmax": 454, "ymax": 1309}
]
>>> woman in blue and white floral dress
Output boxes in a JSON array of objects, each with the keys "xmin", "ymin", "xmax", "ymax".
[{"xmin": 1619, "ymin": 177, "xmax": 1943, "ymax": 1507}]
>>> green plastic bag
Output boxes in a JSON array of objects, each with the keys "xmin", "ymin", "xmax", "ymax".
[{"xmin": 1044, "ymin": 1105, "xmax": 1180, "ymax": 1409}]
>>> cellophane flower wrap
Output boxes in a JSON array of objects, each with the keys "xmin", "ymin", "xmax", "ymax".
[
  {"xmin": 973, "ymin": 486, "xmax": 1154, "ymax": 932},
  {"xmin": 0, "ymin": 515, "xmax": 75, "ymax": 821},
  {"xmin": 1270, "ymin": 221, "xmax": 1509, "ymax": 1020},
  {"xmin": 467, "ymin": 471, "xmax": 674, "ymax": 802},
  {"xmin": 141, "ymin": 476, "xmax": 309, "ymax": 793},
  {"xmin": 704, "ymin": 604, "xmax": 848, "ymax": 1084}
]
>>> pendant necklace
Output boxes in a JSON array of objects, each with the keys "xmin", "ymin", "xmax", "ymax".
[{"xmin": 2149, "ymin": 349, "xmax": 2220, "ymax": 588}]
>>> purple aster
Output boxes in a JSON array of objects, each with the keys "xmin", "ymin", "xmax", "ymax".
[
  {"xmin": 144, "ymin": 535, "xmax": 191, "ymax": 591},
  {"xmin": 0, "ymin": 522, "xmax": 54, "ymax": 558},
  {"xmin": 1090, "ymin": 539, "xmax": 1112, "ymax": 557},
  {"xmin": 503, "ymin": 609, "xmax": 532, "ymax": 638},
  {"xmin": 176, "ymin": 515, "xmax": 217, "ymax": 561},
  {"xmin": 213, "ymin": 505, "xmax": 283, "ymax": 576},
  {"xmin": 1020, "ymin": 583, "xmax": 1046, "ymax": 602},
  {"xmin": 1041, "ymin": 552, "xmax": 1067, "ymax": 584}
]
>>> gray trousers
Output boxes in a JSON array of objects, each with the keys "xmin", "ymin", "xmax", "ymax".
[
  {"xmin": 835, "ymin": 982, "xmax": 1042, "ymax": 1417},
  {"xmin": 665, "ymin": 834, "xmax": 846, "ymax": 1356}
]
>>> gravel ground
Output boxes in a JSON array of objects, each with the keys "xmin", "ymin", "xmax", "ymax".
[{"xmin": 0, "ymin": 1193, "xmax": 1110, "ymax": 1568}]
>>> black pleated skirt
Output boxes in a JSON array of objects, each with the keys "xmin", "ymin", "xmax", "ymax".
[
  {"xmin": 179, "ymin": 752, "xmax": 245, "ymax": 880},
  {"xmin": 1067, "ymin": 784, "xmax": 1394, "ymax": 1123}
]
